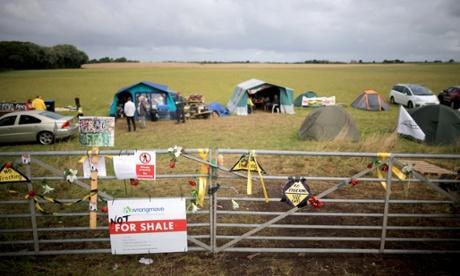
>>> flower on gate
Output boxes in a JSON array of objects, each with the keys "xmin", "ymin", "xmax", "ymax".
[
  {"xmin": 308, "ymin": 196, "xmax": 324, "ymax": 209},
  {"xmin": 349, "ymin": 178, "xmax": 359, "ymax": 186},
  {"xmin": 167, "ymin": 146, "xmax": 183, "ymax": 169},
  {"xmin": 64, "ymin": 168, "xmax": 78, "ymax": 183}
]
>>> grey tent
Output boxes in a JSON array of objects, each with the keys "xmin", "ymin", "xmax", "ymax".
[
  {"xmin": 294, "ymin": 91, "xmax": 318, "ymax": 107},
  {"xmin": 298, "ymin": 106, "xmax": 360, "ymax": 142},
  {"xmin": 408, "ymin": 105, "xmax": 460, "ymax": 145}
]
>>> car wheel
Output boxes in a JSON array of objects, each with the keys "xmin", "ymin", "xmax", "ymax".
[
  {"xmin": 407, "ymin": 101, "xmax": 413, "ymax": 108},
  {"xmin": 390, "ymin": 96, "xmax": 396, "ymax": 104},
  {"xmin": 37, "ymin": 131, "xmax": 54, "ymax": 145}
]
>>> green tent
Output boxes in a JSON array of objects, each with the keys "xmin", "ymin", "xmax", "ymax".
[
  {"xmin": 227, "ymin": 79, "xmax": 295, "ymax": 115},
  {"xmin": 409, "ymin": 105, "xmax": 460, "ymax": 145},
  {"xmin": 298, "ymin": 106, "xmax": 360, "ymax": 142},
  {"xmin": 294, "ymin": 91, "xmax": 317, "ymax": 107}
]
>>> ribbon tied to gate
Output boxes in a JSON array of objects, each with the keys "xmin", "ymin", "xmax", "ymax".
[{"xmin": 230, "ymin": 151, "xmax": 269, "ymax": 203}]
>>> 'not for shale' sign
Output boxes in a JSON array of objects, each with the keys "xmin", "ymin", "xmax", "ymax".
[{"xmin": 108, "ymin": 198, "xmax": 187, "ymax": 255}]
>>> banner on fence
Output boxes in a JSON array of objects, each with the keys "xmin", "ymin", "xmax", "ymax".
[
  {"xmin": 108, "ymin": 198, "xmax": 187, "ymax": 255},
  {"xmin": 79, "ymin": 116, "xmax": 115, "ymax": 147}
]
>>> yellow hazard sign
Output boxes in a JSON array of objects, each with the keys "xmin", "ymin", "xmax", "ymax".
[
  {"xmin": 230, "ymin": 153, "xmax": 266, "ymax": 173},
  {"xmin": 0, "ymin": 163, "xmax": 29, "ymax": 183},
  {"xmin": 282, "ymin": 178, "xmax": 311, "ymax": 207}
]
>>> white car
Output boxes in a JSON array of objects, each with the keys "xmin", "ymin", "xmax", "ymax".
[{"xmin": 389, "ymin": 84, "xmax": 439, "ymax": 108}]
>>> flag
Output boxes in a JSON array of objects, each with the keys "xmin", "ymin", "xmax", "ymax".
[{"xmin": 397, "ymin": 106, "xmax": 425, "ymax": 141}]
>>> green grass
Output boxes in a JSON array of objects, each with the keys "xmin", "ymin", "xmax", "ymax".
[
  {"xmin": 0, "ymin": 63, "xmax": 459, "ymax": 274},
  {"xmin": 1, "ymin": 63, "xmax": 459, "ymax": 153}
]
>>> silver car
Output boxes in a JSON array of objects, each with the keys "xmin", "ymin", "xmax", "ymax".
[{"xmin": 0, "ymin": 110, "xmax": 78, "ymax": 145}]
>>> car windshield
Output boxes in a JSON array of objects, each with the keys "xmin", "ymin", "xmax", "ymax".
[
  {"xmin": 40, "ymin": 111, "xmax": 63, "ymax": 120},
  {"xmin": 408, "ymin": 85, "xmax": 433, "ymax": 96}
]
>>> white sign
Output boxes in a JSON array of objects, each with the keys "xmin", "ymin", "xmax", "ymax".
[
  {"xmin": 134, "ymin": 151, "xmax": 156, "ymax": 180},
  {"xmin": 113, "ymin": 155, "xmax": 136, "ymax": 179},
  {"xmin": 83, "ymin": 156, "xmax": 107, "ymax": 178},
  {"xmin": 397, "ymin": 106, "xmax": 426, "ymax": 141},
  {"xmin": 108, "ymin": 198, "xmax": 187, "ymax": 255},
  {"xmin": 113, "ymin": 151, "xmax": 156, "ymax": 180}
]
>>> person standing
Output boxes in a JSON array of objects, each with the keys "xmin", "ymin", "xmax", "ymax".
[
  {"xmin": 138, "ymin": 95, "xmax": 148, "ymax": 128},
  {"xmin": 25, "ymin": 99, "xmax": 34, "ymax": 110},
  {"xmin": 124, "ymin": 97, "xmax": 136, "ymax": 132},
  {"xmin": 175, "ymin": 93, "xmax": 186, "ymax": 123},
  {"xmin": 31, "ymin": 96, "xmax": 46, "ymax": 110}
]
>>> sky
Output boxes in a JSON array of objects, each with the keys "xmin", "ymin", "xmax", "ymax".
[{"xmin": 0, "ymin": 0, "xmax": 459, "ymax": 62}]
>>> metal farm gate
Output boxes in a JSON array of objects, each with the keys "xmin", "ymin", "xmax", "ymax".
[{"xmin": 0, "ymin": 149, "xmax": 459, "ymax": 256}]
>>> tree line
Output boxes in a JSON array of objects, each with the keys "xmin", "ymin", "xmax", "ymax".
[{"xmin": 0, "ymin": 41, "xmax": 89, "ymax": 69}]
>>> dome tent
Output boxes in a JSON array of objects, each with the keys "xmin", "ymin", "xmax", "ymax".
[
  {"xmin": 351, "ymin": 89, "xmax": 389, "ymax": 111},
  {"xmin": 408, "ymin": 105, "xmax": 460, "ymax": 145},
  {"xmin": 294, "ymin": 91, "xmax": 318, "ymax": 107},
  {"xmin": 298, "ymin": 106, "xmax": 360, "ymax": 142}
]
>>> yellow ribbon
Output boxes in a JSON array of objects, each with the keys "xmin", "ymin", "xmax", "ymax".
[
  {"xmin": 249, "ymin": 151, "xmax": 269, "ymax": 203},
  {"xmin": 197, "ymin": 149, "xmax": 209, "ymax": 207},
  {"xmin": 376, "ymin": 169, "xmax": 387, "ymax": 190}
]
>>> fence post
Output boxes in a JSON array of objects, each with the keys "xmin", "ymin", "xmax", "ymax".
[
  {"xmin": 207, "ymin": 149, "xmax": 214, "ymax": 253},
  {"xmin": 210, "ymin": 149, "xmax": 219, "ymax": 253},
  {"xmin": 379, "ymin": 156, "xmax": 393, "ymax": 253},
  {"xmin": 25, "ymin": 161, "xmax": 40, "ymax": 254}
]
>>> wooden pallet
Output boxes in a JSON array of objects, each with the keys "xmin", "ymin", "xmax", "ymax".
[{"xmin": 398, "ymin": 159, "xmax": 456, "ymax": 176}]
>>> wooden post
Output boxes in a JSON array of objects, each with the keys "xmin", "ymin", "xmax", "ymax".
[{"xmin": 89, "ymin": 147, "xmax": 99, "ymax": 229}]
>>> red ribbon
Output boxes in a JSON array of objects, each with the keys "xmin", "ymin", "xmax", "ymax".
[
  {"xmin": 308, "ymin": 196, "xmax": 324, "ymax": 209},
  {"xmin": 169, "ymin": 160, "xmax": 176, "ymax": 169},
  {"xmin": 101, "ymin": 207, "xmax": 108, "ymax": 213},
  {"xmin": 27, "ymin": 191, "xmax": 36, "ymax": 198},
  {"xmin": 188, "ymin": 180, "xmax": 197, "ymax": 187}
]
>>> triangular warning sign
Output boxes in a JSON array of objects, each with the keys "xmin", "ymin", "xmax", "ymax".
[
  {"xmin": 0, "ymin": 163, "xmax": 30, "ymax": 183},
  {"xmin": 230, "ymin": 153, "xmax": 266, "ymax": 173}
]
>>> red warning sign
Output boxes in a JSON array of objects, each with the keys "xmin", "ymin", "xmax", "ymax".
[{"xmin": 135, "ymin": 151, "xmax": 156, "ymax": 180}]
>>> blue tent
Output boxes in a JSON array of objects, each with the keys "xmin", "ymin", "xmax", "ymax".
[
  {"xmin": 227, "ymin": 79, "xmax": 295, "ymax": 115},
  {"xmin": 109, "ymin": 81, "xmax": 177, "ymax": 120},
  {"xmin": 207, "ymin": 102, "xmax": 230, "ymax": 117}
]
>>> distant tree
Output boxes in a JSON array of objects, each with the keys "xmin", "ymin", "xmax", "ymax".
[
  {"xmin": 0, "ymin": 41, "xmax": 88, "ymax": 69},
  {"xmin": 114, "ymin": 57, "xmax": 127, "ymax": 62},
  {"xmin": 448, "ymin": 59, "xmax": 455, "ymax": 63},
  {"xmin": 98, "ymin": 57, "xmax": 113, "ymax": 63}
]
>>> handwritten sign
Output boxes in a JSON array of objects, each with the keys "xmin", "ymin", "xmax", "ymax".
[
  {"xmin": 0, "ymin": 163, "xmax": 29, "ymax": 183},
  {"xmin": 108, "ymin": 198, "xmax": 187, "ymax": 254},
  {"xmin": 79, "ymin": 117, "xmax": 115, "ymax": 147}
]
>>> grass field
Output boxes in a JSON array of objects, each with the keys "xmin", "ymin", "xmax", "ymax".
[
  {"xmin": 0, "ymin": 63, "xmax": 459, "ymax": 275},
  {"xmin": 0, "ymin": 63, "xmax": 459, "ymax": 153}
]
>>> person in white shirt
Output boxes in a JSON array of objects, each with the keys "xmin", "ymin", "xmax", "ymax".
[{"xmin": 123, "ymin": 97, "xmax": 136, "ymax": 132}]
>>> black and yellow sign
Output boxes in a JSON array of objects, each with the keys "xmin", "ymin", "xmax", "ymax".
[
  {"xmin": 230, "ymin": 153, "xmax": 266, "ymax": 173},
  {"xmin": 0, "ymin": 163, "xmax": 29, "ymax": 183},
  {"xmin": 281, "ymin": 178, "xmax": 311, "ymax": 207}
]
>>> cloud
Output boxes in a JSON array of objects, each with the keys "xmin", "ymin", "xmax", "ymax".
[{"xmin": 0, "ymin": 0, "xmax": 459, "ymax": 61}]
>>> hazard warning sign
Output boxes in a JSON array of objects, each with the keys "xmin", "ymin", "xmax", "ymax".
[
  {"xmin": 0, "ymin": 163, "xmax": 30, "ymax": 183},
  {"xmin": 281, "ymin": 178, "xmax": 311, "ymax": 207}
]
